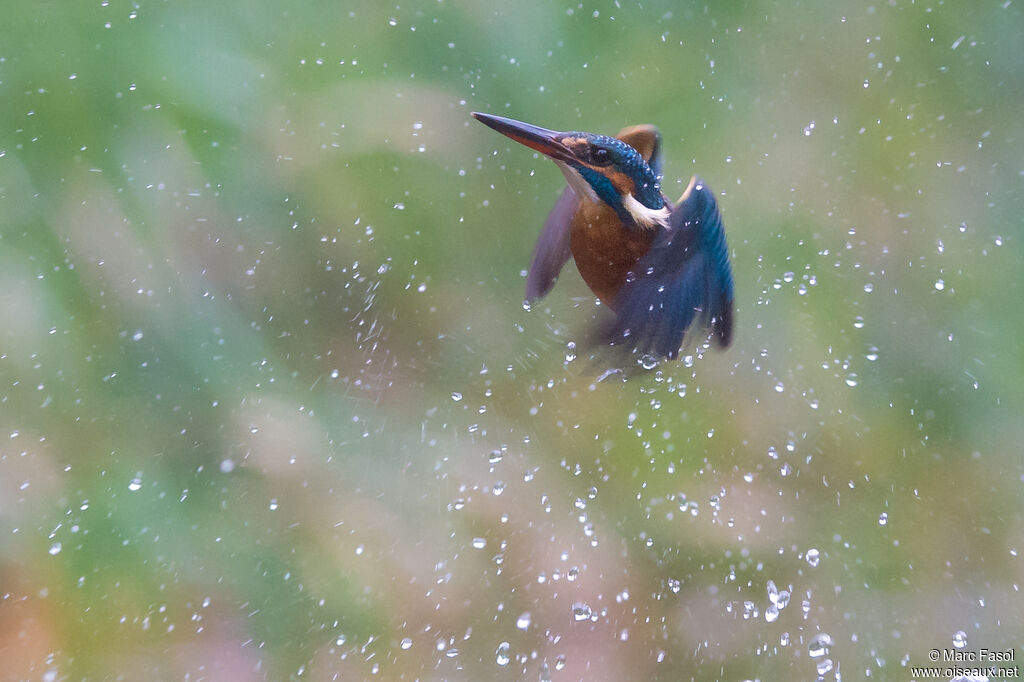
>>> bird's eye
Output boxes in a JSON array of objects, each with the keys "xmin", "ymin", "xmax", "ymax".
[{"xmin": 591, "ymin": 147, "xmax": 612, "ymax": 166}]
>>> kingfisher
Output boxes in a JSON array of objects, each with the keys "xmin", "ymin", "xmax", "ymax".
[{"xmin": 472, "ymin": 112, "xmax": 734, "ymax": 360}]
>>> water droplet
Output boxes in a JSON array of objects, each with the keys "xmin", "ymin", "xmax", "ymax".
[
  {"xmin": 269, "ymin": 499, "xmax": 279, "ymax": 511},
  {"xmin": 571, "ymin": 602, "xmax": 592, "ymax": 621},
  {"xmin": 816, "ymin": 658, "xmax": 834, "ymax": 675},
  {"xmin": 808, "ymin": 632, "xmax": 833, "ymax": 658},
  {"xmin": 472, "ymin": 537, "xmax": 487, "ymax": 549},
  {"xmin": 451, "ymin": 392, "xmax": 463, "ymax": 402},
  {"xmin": 488, "ymin": 449, "xmax": 503, "ymax": 464},
  {"xmin": 952, "ymin": 630, "xmax": 967, "ymax": 649},
  {"xmin": 805, "ymin": 548, "xmax": 820, "ymax": 567},
  {"xmin": 878, "ymin": 512, "xmax": 888, "ymax": 526},
  {"xmin": 565, "ymin": 341, "xmax": 577, "ymax": 363},
  {"xmin": 128, "ymin": 478, "xmax": 142, "ymax": 492},
  {"xmin": 219, "ymin": 459, "xmax": 235, "ymax": 473},
  {"xmin": 496, "ymin": 641, "xmax": 510, "ymax": 666},
  {"xmin": 48, "ymin": 542, "xmax": 62, "ymax": 555},
  {"xmin": 765, "ymin": 604, "xmax": 779, "ymax": 622},
  {"xmin": 400, "ymin": 637, "xmax": 413, "ymax": 650},
  {"xmin": 555, "ymin": 655, "xmax": 566, "ymax": 670},
  {"xmin": 934, "ymin": 279, "xmax": 945, "ymax": 291},
  {"xmin": 516, "ymin": 611, "xmax": 531, "ymax": 630}
]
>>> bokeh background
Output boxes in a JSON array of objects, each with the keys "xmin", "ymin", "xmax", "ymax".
[{"xmin": 1, "ymin": 0, "xmax": 1023, "ymax": 680}]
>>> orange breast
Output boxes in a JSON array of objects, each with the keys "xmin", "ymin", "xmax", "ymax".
[{"xmin": 569, "ymin": 201, "xmax": 656, "ymax": 309}]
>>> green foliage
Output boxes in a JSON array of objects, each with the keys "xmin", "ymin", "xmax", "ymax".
[{"xmin": 1, "ymin": 0, "xmax": 1022, "ymax": 679}]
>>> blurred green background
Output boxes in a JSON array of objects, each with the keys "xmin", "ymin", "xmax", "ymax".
[{"xmin": 1, "ymin": 0, "xmax": 1022, "ymax": 680}]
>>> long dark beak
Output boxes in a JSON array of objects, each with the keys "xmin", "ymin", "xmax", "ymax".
[{"xmin": 472, "ymin": 112, "xmax": 573, "ymax": 162}]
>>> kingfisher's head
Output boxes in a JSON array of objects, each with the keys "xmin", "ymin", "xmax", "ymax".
[{"xmin": 473, "ymin": 112, "xmax": 670, "ymax": 229}]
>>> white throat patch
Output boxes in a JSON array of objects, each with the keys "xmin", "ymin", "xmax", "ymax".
[
  {"xmin": 623, "ymin": 193, "xmax": 671, "ymax": 229},
  {"xmin": 555, "ymin": 162, "xmax": 598, "ymax": 201}
]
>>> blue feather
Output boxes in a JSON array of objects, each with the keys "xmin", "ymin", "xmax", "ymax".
[{"xmin": 603, "ymin": 178, "xmax": 734, "ymax": 358}]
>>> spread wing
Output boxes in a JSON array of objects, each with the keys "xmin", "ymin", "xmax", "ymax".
[
  {"xmin": 601, "ymin": 176, "xmax": 734, "ymax": 359},
  {"xmin": 525, "ymin": 124, "xmax": 663, "ymax": 303},
  {"xmin": 525, "ymin": 186, "xmax": 577, "ymax": 302}
]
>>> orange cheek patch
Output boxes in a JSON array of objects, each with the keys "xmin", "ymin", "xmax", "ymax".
[
  {"xmin": 604, "ymin": 170, "xmax": 635, "ymax": 195},
  {"xmin": 574, "ymin": 163, "xmax": 635, "ymax": 194}
]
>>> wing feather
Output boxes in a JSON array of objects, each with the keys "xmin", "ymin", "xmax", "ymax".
[
  {"xmin": 602, "ymin": 177, "xmax": 734, "ymax": 359},
  {"xmin": 525, "ymin": 186, "xmax": 577, "ymax": 302}
]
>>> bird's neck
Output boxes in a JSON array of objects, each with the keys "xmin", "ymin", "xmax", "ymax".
[
  {"xmin": 629, "ymin": 168, "xmax": 665, "ymax": 212},
  {"xmin": 559, "ymin": 162, "xmax": 668, "ymax": 230},
  {"xmin": 556, "ymin": 161, "xmax": 599, "ymax": 203}
]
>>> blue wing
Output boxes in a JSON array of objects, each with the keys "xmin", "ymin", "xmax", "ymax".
[
  {"xmin": 603, "ymin": 177, "xmax": 734, "ymax": 359},
  {"xmin": 525, "ymin": 186, "xmax": 577, "ymax": 302}
]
